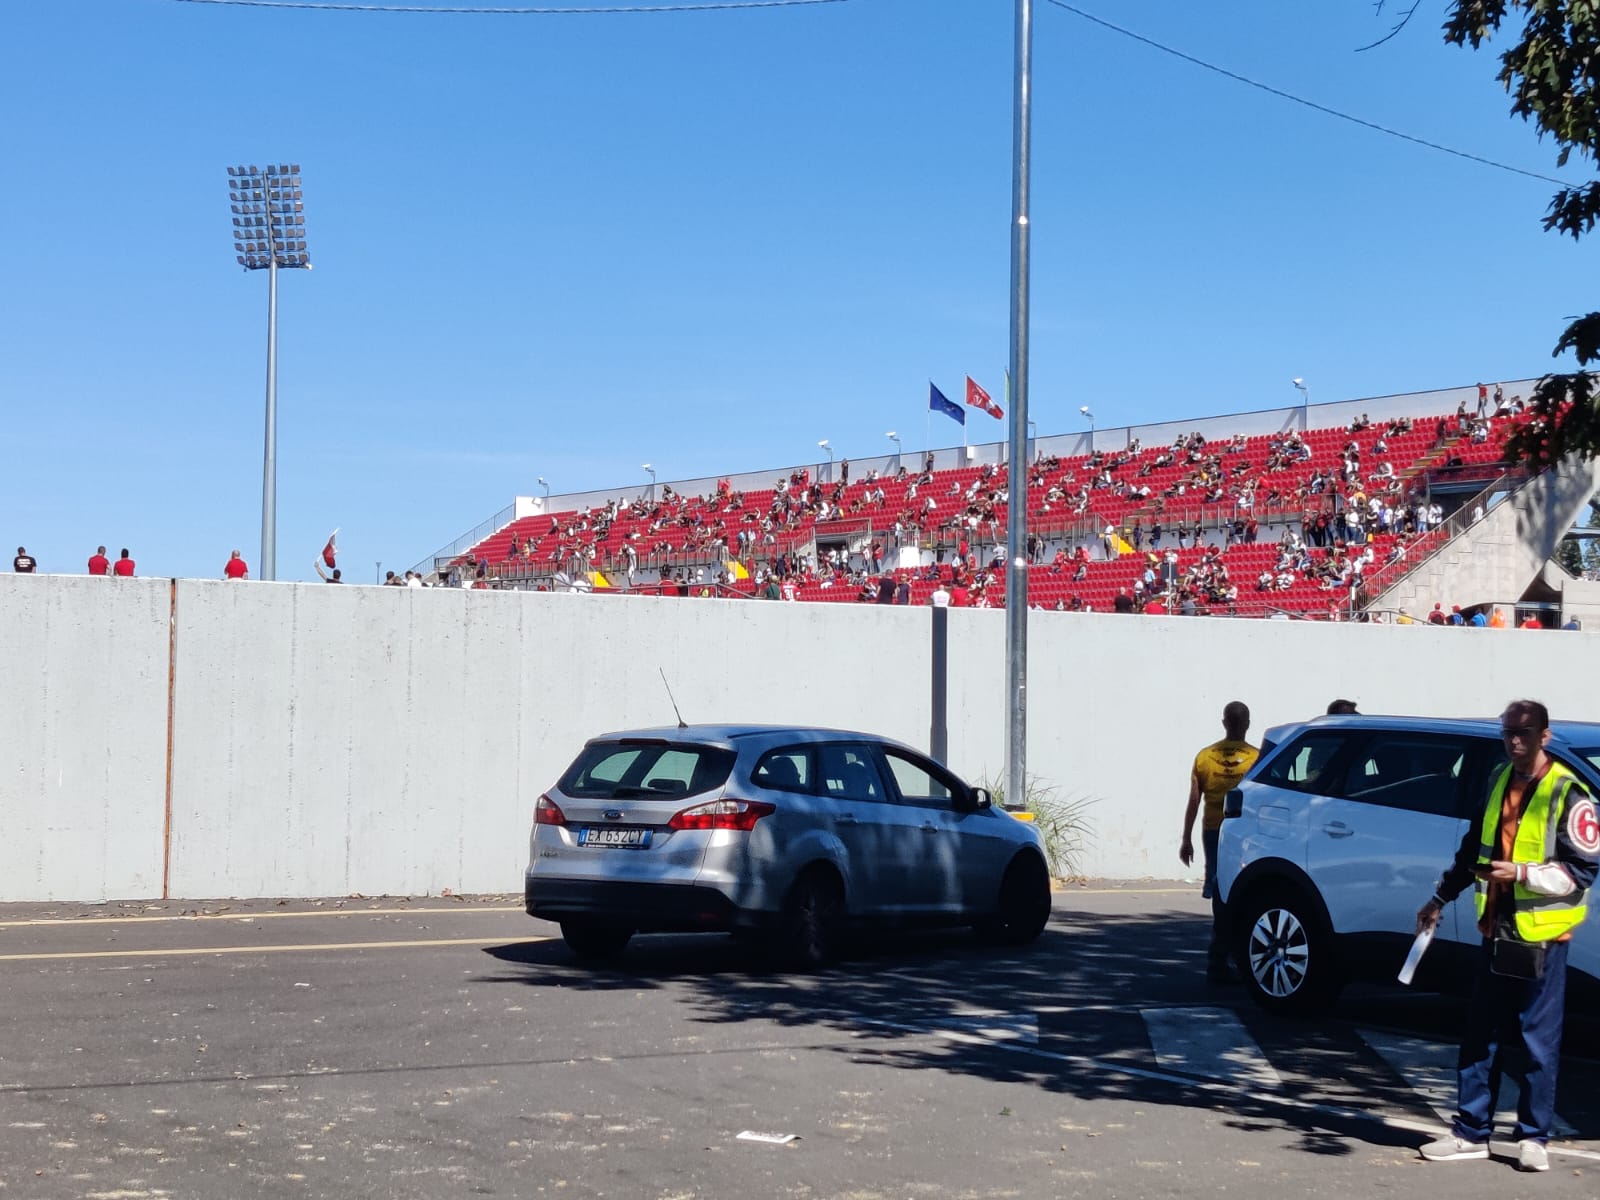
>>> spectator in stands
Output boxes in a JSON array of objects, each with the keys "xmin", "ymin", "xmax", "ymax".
[
  {"xmin": 314, "ymin": 559, "xmax": 342, "ymax": 583},
  {"xmin": 895, "ymin": 579, "xmax": 911, "ymax": 605},
  {"xmin": 1427, "ymin": 603, "xmax": 1447, "ymax": 626},
  {"xmin": 88, "ymin": 546, "xmax": 110, "ymax": 576},
  {"xmin": 223, "ymin": 551, "xmax": 249, "ymax": 580},
  {"xmin": 13, "ymin": 547, "xmax": 36, "ymax": 573},
  {"xmin": 1327, "ymin": 699, "xmax": 1359, "ymax": 715},
  {"xmin": 113, "ymin": 549, "xmax": 135, "ymax": 577},
  {"xmin": 1450, "ymin": 605, "xmax": 1465, "ymax": 626},
  {"xmin": 875, "ymin": 575, "xmax": 896, "ymax": 606},
  {"xmin": 929, "ymin": 581, "xmax": 951, "ymax": 607},
  {"xmin": 1521, "ymin": 614, "xmax": 1544, "ymax": 630}
]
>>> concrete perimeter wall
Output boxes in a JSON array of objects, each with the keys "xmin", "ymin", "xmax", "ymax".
[{"xmin": 3, "ymin": 575, "xmax": 1598, "ymax": 900}]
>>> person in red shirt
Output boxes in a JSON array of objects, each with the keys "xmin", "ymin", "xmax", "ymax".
[
  {"xmin": 113, "ymin": 549, "xmax": 135, "ymax": 577},
  {"xmin": 88, "ymin": 546, "xmax": 110, "ymax": 576},
  {"xmin": 223, "ymin": 550, "xmax": 249, "ymax": 580}
]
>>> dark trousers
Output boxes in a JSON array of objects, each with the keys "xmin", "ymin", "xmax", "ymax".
[
  {"xmin": 1201, "ymin": 827, "xmax": 1226, "ymax": 968},
  {"xmin": 1453, "ymin": 937, "xmax": 1567, "ymax": 1144}
]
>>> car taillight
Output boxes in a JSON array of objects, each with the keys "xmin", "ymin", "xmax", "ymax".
[
  {"xmin": 535, "ymin": 794, "xmax": 567, "ymax": 826},
  {"xmin": 666, "ymin": 798, "xmax": 776, "ymax": 832}
]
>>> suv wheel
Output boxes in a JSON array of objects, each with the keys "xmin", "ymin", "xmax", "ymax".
[
  {"xmin": 975, "ymin": 854, "xmax": 1051, "ymax": 945},
  {"xmin": 1234, "ymin": 885, "xmax": 1341, "ymax": 1015},
  {"xmin": 560, "ymin": 919, "xmax": 633, "ymax": 960},
  {"xmin": 777, "ymin": 868, "xmax": 843, "ymax": 969}
]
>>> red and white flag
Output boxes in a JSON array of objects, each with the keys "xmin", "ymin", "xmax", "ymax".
[
  {"xmin": 965, "ymin": 376, "xmax": 1004, "ymax": 420},
  {"xmin": 322, "ymin": 529, "xmax": 338, "ymax": 569}
]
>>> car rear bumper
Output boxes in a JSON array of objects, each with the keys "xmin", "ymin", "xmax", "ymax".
[{"xmin": 525, "ymin": 875, "xmax": 741, "ymax": 932}]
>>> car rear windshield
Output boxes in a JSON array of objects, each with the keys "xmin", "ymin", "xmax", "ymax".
[{"xmin": 558, "ymin": 740, "xmax": 736, "ymax": 801}]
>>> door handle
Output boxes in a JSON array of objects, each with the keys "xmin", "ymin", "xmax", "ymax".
[
  {"xmin": 920, "ymin": 822, "xmax": 940, "ymax": 834},
  {"xmin": 1321, "ymin": 821, "xmax": 1354, "ymax": 839},
  {"xmin": 835, "ymin": 814, "xmax": 859, "ymax": 826}
]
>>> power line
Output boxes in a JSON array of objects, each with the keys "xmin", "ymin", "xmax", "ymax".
[
  {"xmin": 170, "ymin": 0, "xmax": 848, "ymax": 13},
  {"xmin": 1043, "ymin": 0, "xmax": 1575, "ymax": 189}
]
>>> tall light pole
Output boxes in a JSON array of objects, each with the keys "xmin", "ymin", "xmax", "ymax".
[
  {"xmin": 537, "ymin": 476, "xmax": 551, "ymax": 507},
  {"xmin": 818, "ymin": 438, "xmax": 834, "ymax": 482},
  {"xmin": 228, "ymin": 163, "xmax": 309, "ymax": 582},
  {"xmin": 1004, "ymin": 0, "xmax": 1035, "ymax": 802},
  {"xmin": 886, "ymin": 430, "xmax": 901, "ymax": 473},
  {"xmin": 1293, "ymin": 377, "xmax": 1309, "ymax": 429},
  {"xmin": 642, "ymin": 463, "xmax": 656, "ymax": 502}
]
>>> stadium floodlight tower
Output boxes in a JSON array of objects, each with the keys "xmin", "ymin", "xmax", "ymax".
[
  {"xmin": 1293, "ymin": 377, "xmax": 1310, "ymax": 428},
  {"xmin": 227, "ymin": 163, "xmax": 310, "ymax": 582},
  {"xmin": 817, "ymin": 438, "xmax": 834, "ymax": 482},
  {"xmin": 885, "ymin": 431, "xmax": 901, "ymax": 473}
]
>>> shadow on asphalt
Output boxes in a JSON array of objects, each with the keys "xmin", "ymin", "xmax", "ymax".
[{"xmin": 471, "ymin": 903, "xmax": 1600, "ymax": 1154}]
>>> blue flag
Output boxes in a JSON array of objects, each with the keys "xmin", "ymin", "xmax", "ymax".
[{"xmin": 929, "ymin": 383, "xmax": 965, "ymax": 425}]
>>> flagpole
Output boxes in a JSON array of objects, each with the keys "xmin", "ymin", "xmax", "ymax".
[{"xmin": 1004, "ymin": 0, "xmax": 1034, "ymax": 806}]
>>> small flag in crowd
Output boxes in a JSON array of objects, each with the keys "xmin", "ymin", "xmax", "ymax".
[
  {"xmin": 322, "ymin": 529, "xmax": 338, "ymax": 569},
  {"xmin": 966, "ymin": 376, "xmax": 1003, "ymax": 420},
  {"xmin": 929, "ymin": 382, "xmax": 965, "ymax": 425}
]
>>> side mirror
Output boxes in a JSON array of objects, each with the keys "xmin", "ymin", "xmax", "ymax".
[
  {"xmin": 970, "ymin": 787, "xmax": 994, "ymax": 812},
  {"xmin": 1223, "ymin": 788, "xmax": 1243, "ymax": 820}
]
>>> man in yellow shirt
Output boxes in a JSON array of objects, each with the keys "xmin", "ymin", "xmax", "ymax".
[{"xmin": 1181, "ymin": 701, "xmax": 1260, "ymax": 983}]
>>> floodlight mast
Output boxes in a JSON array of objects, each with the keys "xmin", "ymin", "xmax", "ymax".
[{"xmin": 228, "ymin": 163, "xmax": 310, "ymax": 582}]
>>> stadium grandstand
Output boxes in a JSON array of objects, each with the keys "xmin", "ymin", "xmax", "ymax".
[{"xmin": 414, "ymin": 380, "xmax": 1600, "ymax": 626}]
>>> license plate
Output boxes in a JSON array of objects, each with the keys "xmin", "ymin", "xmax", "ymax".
[{"xmin": 578, "ymin": 827, "xmax": 651, "ymax": 848}]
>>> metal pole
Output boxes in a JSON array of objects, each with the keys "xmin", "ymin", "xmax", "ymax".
[
  {"xmin": 262, "ymin": 254, "xmax": 279, "ymax": 581},
  {"xmin": 1004, "ymin": 0, "xmax": 1034, "ymax": 805},
  {"xmin": 930, "ymin": 606, "xmax": 949, "ymax": 763}
]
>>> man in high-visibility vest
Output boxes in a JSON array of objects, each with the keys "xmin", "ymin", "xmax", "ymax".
[{"xmin": 1416, "ymin": 700, "xmax": 1600, "ymax": 1172}]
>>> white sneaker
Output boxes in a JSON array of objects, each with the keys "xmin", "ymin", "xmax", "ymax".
[
  {"xmin": 1517, "ymin": 1141, "xmax": 1549, "ymax": 1172},
  {"xmin": 1419, "ymin": 1135, "xmax": 1489, "ymax": 1162}
]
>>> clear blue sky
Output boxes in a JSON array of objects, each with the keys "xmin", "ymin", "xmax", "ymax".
[{"xmin": 2, "ymin": 0, "xmax": 1592, "ymax": 580}]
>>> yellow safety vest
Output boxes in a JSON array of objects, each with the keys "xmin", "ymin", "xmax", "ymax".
[{"xmin": 1474, "ymin": 761, "xmax": 1589, "ymax": 942}]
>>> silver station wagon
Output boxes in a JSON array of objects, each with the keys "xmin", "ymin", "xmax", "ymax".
[{"xmin": 524, "ymin": 725, "xmax": 1052, "ymax": 965}]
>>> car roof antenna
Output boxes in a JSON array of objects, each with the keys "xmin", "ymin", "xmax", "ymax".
[{"xmin": 659, "ymin": 668, "xmax": 688, "ymax": 729}]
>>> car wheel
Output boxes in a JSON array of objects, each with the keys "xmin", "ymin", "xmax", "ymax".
[
  {"xmin": 777, "ymin": 868, "xmax": 843, "ymax": 970},
  {"xmin": 1235, "ymin": 885, "xmax": 1341, "ymax": 1015},
  {"xmin": 560, "ymin": 919, "xmax": 633, "ymax": 960},
  {"xmin": 976, "ymin": 854, "xmax": 1051, "ymax": 945}
]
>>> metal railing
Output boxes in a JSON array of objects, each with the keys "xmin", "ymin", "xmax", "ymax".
[{"xmin": 412, "ymin": 502, "xmax": 518, "ymax": 577}]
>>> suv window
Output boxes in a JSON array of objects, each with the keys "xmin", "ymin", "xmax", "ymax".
[
  {"xmin": 879, "ymin": 748, "xmax": 956, "ymax": 810},
  {"xmin": 1339, "ymin": 732, "xmax": 1465, "ymax": 817},
  {"xmin": 559, "ymin": 741, "xmax": 735, "ymax": 800},
  {"xmin": 1259, "ymin": 730, "xmax": 1350, "ymax": 796},
  {"xmin": 816, "ymin": 743, "xmax": 887, "ymax": 803},
  {"xmin": 752, "ymin": 747, "xmax": 814, "ymax": 794}
]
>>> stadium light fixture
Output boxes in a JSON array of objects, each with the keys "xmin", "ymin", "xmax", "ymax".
[
  {"xmin": 817, "ymin": 438, "xmax": 835, "ymax": 482},
  {"xmin": 1293, "ymin": 377, "xmax": 1310, "ymax": 428},
  {"xmin": 536, "ymin": 476, "xmax": 551, "ymax": 505},
  {"xmin": 1078, "ymin": 405, "xmax": 1094, "ymax": 431},
  {"xmin": 642, "ymin": 463, "xmax": 656, "ymax": 501},
  {"xmin": 886, "ymin": 431, "xmax": 901, "ymax": 472},
  {"xmin": 227, "ymin": 162, "xmax": 311, "ymax": 582}
]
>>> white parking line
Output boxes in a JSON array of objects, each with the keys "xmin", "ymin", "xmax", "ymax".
[
  {"xmin": 1359, "ymin": 1029, "xmax": 1579, "ymax": 1138},
  {"xmin": 850, "ymin": 1013, "xmax": 1600, "ymax": 1160},
  {"xmin": 1141, "ymin": 1007, "xmax": 1282, "ymax": 1089}
]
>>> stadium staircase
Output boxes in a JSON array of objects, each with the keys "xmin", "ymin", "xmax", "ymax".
[{"xmin": 1362, "ymin": 452, "xmax": 1600, "ymax": 617}]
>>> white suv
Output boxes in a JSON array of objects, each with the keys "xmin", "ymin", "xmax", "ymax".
[{"xmin": 1216, "ymin": 714, "xmax": 1600, "ymax": 1013}]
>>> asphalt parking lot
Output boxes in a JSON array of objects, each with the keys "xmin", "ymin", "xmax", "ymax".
[{"xmin": 2, "ymin": 884, "xmax": 1596, "ymax": 1199}]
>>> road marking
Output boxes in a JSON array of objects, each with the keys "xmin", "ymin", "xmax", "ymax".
[
  {"xmin": 938, "ymin": 1011, "xmax": 1039, "ymax": 1045},
  {"xmin": 854, "ymin": 1014, "xmax": 1600, "ymax": 1161},
  {"xmin": 1141, "ymin": 1006, "xmax": 1282, "ymax": 1088},
  {"xmin": 0, "ymin": 936, "xmax": 550, "ymax": 963},
  {"xmin": 0, "ymin": 905, "xmax": 525, "ymax": 930},
  {"xmin": 1359, "ymin": 1029, "xmax": 1578, "ymax": 1138}
]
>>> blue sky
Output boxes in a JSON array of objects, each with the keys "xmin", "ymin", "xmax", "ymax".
[{"xmin": 1, "ymin": 0, "xmax": 1592, "ymax": 580}]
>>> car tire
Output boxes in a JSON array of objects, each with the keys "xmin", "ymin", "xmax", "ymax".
[
  {"xmin": 1234, "ymin": 884, "xmax": 1341, "ymax": 1015},
  {"xmin": 560, "ymin": 919, "xmax": 633, "ymax": 960},
  {"xmin": 975, "ymin": 854, "xmax": 1052, "ymax": 946},
  {"xmin": 776, "ymin": 867, "xmax": 844, "ymax": 970}
]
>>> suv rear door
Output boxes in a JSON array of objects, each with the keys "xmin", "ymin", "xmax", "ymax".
[{"xmin": 1305, "ymin": 730, "xmax": 1472, "ymax": 941}]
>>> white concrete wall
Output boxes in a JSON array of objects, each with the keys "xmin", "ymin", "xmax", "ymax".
[
  {"xmin": 0, "ymin": 576, "xmax": 170, "ymax": 900},
  {"xmin": 5, "ymin": 577, "xmax": 1600, "ymax": 900}
]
